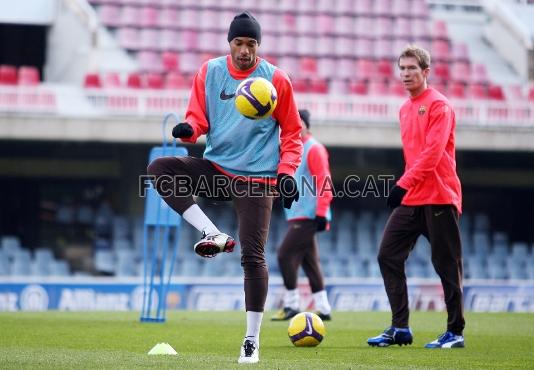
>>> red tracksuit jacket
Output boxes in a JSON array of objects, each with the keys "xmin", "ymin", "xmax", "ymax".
[{"xmin": 397, "ymin": 87, "xmax": 463, "ymax": 213}]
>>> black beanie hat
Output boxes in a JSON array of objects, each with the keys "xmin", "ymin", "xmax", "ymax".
[
  {"xmin": 299, "ymin": 109, "xmax": 310, "ymax": 129},
  {"xmin": 227, "ymin": 11, "xmax": 261, "ymax": 44}
]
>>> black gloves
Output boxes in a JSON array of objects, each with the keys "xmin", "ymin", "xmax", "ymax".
[
  {"xmin": 387, "ymin": 185, "xmax": 408, "ymax": 209},
  {"xmin": 172, "ymin": 122, "xmax": 194, "ymax": 138},
  {"xmin": 276, "ymin": 173, "xmax": 299, "ymax": 209},
  {"xmin": 315, "ymin": 216, "xmax": 327, "ymax": 232}
]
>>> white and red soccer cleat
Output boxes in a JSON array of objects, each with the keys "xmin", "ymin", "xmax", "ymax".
[{"xmin": 193, "ymin": 232, "xmax": 235, "ymax": 258}]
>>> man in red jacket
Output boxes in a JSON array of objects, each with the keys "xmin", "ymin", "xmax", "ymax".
[{"xmin": 367, "ymin": 46, "xmax": 465, "ymax": 349}]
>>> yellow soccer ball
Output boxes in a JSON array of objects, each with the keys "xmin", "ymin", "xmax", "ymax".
[
  {"xmin": 234, "ymin": 77, "xmax": 278, "ymax": 120},
  {"xmin": 288, "ymin": 312, "xmax": 326, "ymax": 347}
]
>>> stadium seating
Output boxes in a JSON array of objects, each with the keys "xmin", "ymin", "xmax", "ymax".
[
  {"xmin": 82, "ymin": 0, "xmax": 514, "ymax": 100},
  {"xmin": 4, "ymin": 203, "xmax": 532, "ymax": 280}
]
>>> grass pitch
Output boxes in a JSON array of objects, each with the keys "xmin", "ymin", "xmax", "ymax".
[{"xmin": 0, "ymin": 311, "xmax": 532, "ymax": 369}]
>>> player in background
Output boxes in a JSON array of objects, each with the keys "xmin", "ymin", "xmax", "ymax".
[
  {"xmin": 367, "ymin": 45, "xmax": 465, "ymax": 349},
  {"xmin": 272, "ymin": 109, "xmax": 333, "ymax": 322},
  {"xmin": 147, "ymin": 11, "xmax": 302, "ymax": 363}
]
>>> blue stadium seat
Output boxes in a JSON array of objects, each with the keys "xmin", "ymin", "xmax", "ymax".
[
  {"xmin": 491, "ymin": 232, "xmax": 509, "ymax": 256},
  {"xmin": 50, "ymin": 260, "xmax": 70, "ymax": 276},
  {"xmin": 510, "ymin": 242, "xmax": 529, "ymax": 259},
  {"xmin": 472, "ymin": 231, "xmax": 491, "ymax": 256},
  {"xmin": 94, "ymin": 249, "xmax": 115, "ymax": 275},
  {"xmin": 115, "ymin": 251, "xmax": 136, "ymax": 276},
  {"xmin": 30, "ymin": 260, "xmax": 50, "ymax": 276},
  {"xmin": 181, "ymin": 259, "xmax": 201, "ymax": 276},
  {"xmin": 346, "ymin": 258, "xmax": 369, "ymax": 278},
  {"xmin": 34, "ymin": 248, "xmax": 54, "ymax": 264},
  {"xmin": 506, "ymin": 257, "xmax": 527, "ymax": 280},
  {"xmin": 1, "ymin": 236, "xmax": 21, "ymax": 259},
  {"xmin": 465, "ymin": 255, "xmax": 487, "ymax": 279},
  {"xmin": 0, "ymin": 256, "xmax": 9, "ymax": 276}
]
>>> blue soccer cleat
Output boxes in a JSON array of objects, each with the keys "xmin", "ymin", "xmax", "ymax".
[
  {"xmin": 425, "ymin": 331, "xmax": 465, "ymax": 348},
  {"xmin": 367, "ymin": 327, "xmax": 413, "ymax": 347}
]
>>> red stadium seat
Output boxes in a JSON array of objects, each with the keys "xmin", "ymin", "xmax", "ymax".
[
  {"xmin": 126, "ymin": 72, "xmax": 142, "ymax": 89},
  {"xmin": 374, "ymin": 0, "xmax": 392, "ymax": 17},
  {"xmin": 354, "ymin": 0, "xmax": 372, "ymax": 16},
  {"xmin": 178, "ymin": 8, "xmax": 199, "ymax": 30},
  {"xmin": 451, "ymin": 62, "xmax": 471, "ymax": 83},
  {"xmin": 296, "ymin": 14, "xmax": 315, "ymax": 35},
  {"xmin": 103, "ymin": 72, "xmax": 121, "ymax": 88},
  {"xmin": 0, "ymin": 65, "xmax": 18, "ymax": 85},
  {"xmin": 299, "ymin": 57, "xmax": 318, "ymax": 78},
  {"xmin": 140, "ymin": 6, "xmax": 159, "ymax": 28},
  {"xmin": 159, "ymin": 7, "xmax": 179, "ymax": 29},
  {"xmin": 449, "ymin": 81, "xmax": 466, "ymax": 99},
  {"xmin": 431, "ymin": 39, "xmax": 450, "ymax": 61},
  {"xmin": 507, "ymin": 85, "xmax": 524, "ymax": 100},
  {"xmin": 368, "ymin": 80, "xmax": 388, "ymax": 96},
  {"xmin": 355, "ymin": 59, "xmax": 375, "ymax": 81},
  {"xmin": 334, "ymin": 16, "xmax": 354, "ymax": 37},
  {"xmin": 317, "ymin": 14, "xmax": 334, "ymax": 35},
  {"xmin": 348, "ymin": 79, "xmax": 367, "ymax": 95},
  {"xmin": 316, "ymin": 36, "xmax": 335, "ymax": 57},
  {"xmin": 162, "ymin": 52, "xmax": 179, "ymax": 71},
  {"xmin": 139, "ymin": 29, "xmax": 160, "ymax": 51},
  {"xmin": 118, "ymin": 6, "xmax": 139, "ymax": 27},
  {"xmin": 309, "ymin": 78, "xmax": 329, "ymax": 94},
  {"xmin": 394, "ymin": 16, "xmax": 412, "ymax": 38},
  {"xmin": 527, "ymin": 86, "xmax": 534, "ymax": 101},
  {"xmin": 160, "ymin": 30, "xmax": 179, "ymax": 52},
  {"xmin": 165, "ymin": 72, "xmax": 187, "ymax": 90},
  {"xmin": 452, "ymin": 42, "xmax": 469, "ymax": 62},
  {"xmin": 488, "ymin": 85, "xmax": 505, "ymax": 100},
  {"xmin": 392, "ymin": 0, "xmax": 411, "ymax": 17},
  {"xmin": 375, "ymin": 39, "xmax": 393, "ymax": 60},
  {"xmin": 433, "ymin": 62, "xmax": 450, "ymax": 82},
  {"xmin": 297, "ymin": 36, "xmax": 317, "ymax": 57},
  {"xmin": 145, "ymin": 73, "xmax": 164, "ymax": 89},
  {"xmin": 472, "ymin": 63, "xmax": 489, "ymax": 85},
  {"xmin": 98, "ymin": 5, "xmax": 121, "ymax": 27},
  {"xmin": 432, "ymin": 20, "xmax": 448, "ymax": 40},
  {"xmin": 291, "ymin": 78, "xmax": 310, "ymax": 93},
  {"xmin": 389, "ymin": 81, "xmax": 406, "ymax": 97},
  {"xmin": 354, "ymin": 38, "xmax": 374, "ymax": 59},
  {"xmin": 117, "ymin": 27, "xmax": 140, "ymax": 50},
  {"xmin": 467, "ymin": 84, "xmax": 487, "ymax": 100},
  {"xmin": 329, "ymin": 78, "xmax": 349, "ymax": 94},
  {"xmin": 411, "ymin": 0, "xmax": 430, "ymax": 18},
  {"xmin": 84, "ymin": 73, "xmax": 102, "ymax": 88},
  {"xmin": 137, "ymin": 51, "xmax": 162, "ymax": 73},
  {"xmin": 377, "ymin": 60, "xmax": 394, "ymax": 79},
  {"xmin": 334, "ymin": 37, "xmax": 354, "ymax": 58},
  {"xmin": 17, "ymin": 66, "xmax": 40, "ymax": 86}
]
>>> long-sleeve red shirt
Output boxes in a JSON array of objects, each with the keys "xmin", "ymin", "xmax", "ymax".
[
  {"xmin": 180, "ymin": 55, "xmax": 302, "ymax": 179},
  {"xmin": 397, "ymin": 87, "xmax": 462, "ymax": 213},
  {"xmin": 303, "ymin": 134, "xmax": 333, "ymax": 217}
]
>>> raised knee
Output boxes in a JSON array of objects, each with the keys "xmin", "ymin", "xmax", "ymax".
[{"xmin": 147, "ymin": 157, "xmax": 170, "ymax": 177}]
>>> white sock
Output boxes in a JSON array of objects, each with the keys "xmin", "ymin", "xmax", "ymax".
[
  {"xmin": 245, "ymin": 311, "xmax": 263, "ymax": 347},
  {"xmin": 284, "ymin": 289, "xmax": 299, "ymax": 311},
  {"xmin": 182, "ymin": 204, "xmax": 219, "ymax": 235},
  {"xmin": 313, "ymin": 290, "xmax": 331, "ymax": 315}
]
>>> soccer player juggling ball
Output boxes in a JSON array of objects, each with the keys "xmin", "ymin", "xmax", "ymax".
[
  {"xmin": 147, "ymin": 11, "xmax": 302, "ymax": 364},
  {"xmin": 367, "ymin": 45, "xmax": 465, "ymax": 349}
]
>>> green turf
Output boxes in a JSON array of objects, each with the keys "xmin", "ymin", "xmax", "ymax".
[{"xmin": 0, "ymin": 311, "xmax": 532, "ymax": 369}]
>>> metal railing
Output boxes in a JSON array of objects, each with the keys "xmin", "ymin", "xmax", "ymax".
[{"xmin": 1, "ymin": 85, "xmax": 534, "ymax": 127}]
